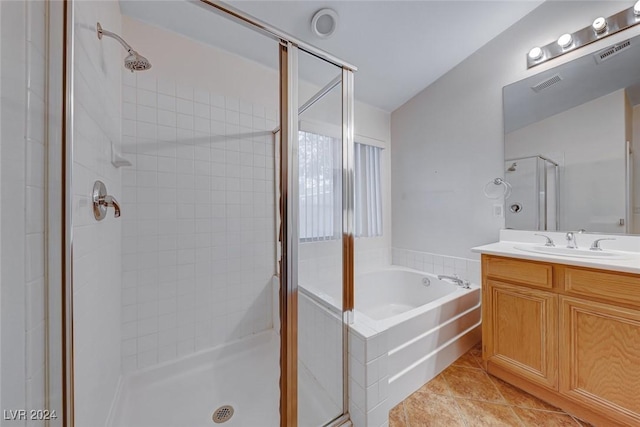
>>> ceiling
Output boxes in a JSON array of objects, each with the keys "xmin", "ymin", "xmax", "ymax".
[{"xmin": 121, "ymin": 1, "xmax": 543, "ymax": 112}]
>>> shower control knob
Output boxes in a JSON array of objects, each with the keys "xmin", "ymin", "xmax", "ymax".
[{"xmin": 92, "ymin": 180, "xmax": 121, "ymax": 221}]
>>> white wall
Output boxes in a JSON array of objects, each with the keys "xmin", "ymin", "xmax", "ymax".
[
  {"xmin": 1, "ymin": 0, "xmax": 3, "ymax": 410},
  {"xmin": 1, "ymin": 2, "xmax": 48, "ymax": 425},
  {"xmin": 506, "ymin": 90, "xmax": 627, "ymax": 233},
  {"xmin": 391, "ymin": 1, "xmax": 640, "ymax": 259},
  {"xmin": 632, "ymin": 105, "xmax": 640, "ymax": 234},
  {"xmin": 72, "ymin": 2, "xmax": 123, "ymax": 426}
]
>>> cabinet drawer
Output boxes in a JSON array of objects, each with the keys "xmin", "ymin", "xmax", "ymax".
[
  {"xmin": 484, "ymin": 255, "xmax": 553, "ymax": 289},
  {"xmin": 562, "ymin": 267, "xmax": 640, "ymax": 308}
]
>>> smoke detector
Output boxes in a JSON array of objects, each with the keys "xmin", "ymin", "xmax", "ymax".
[{"xmin": 311, "ymin": 8, "xmax": 338, "ymax": 39}]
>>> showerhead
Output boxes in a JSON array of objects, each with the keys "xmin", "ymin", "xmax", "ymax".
[
  {"xmin": 97, "ymin": 22, "xmax": 151, "ymax": 72},
  {"xmin": 124, "ymin": 51, "xmax": 152, "ymax": 72}
]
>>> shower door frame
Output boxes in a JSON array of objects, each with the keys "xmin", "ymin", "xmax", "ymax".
[
  {"xmin": 505, "ymin": 154, "xmax": 560, "ymax": 231},
  {"xmin": 61, "ymin": 1, "xmax": 357, "ymax": 426}
]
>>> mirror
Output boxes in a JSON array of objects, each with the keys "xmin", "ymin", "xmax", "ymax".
[{"xmin": 503, "ymin": 35, "xmax": 640, "ymax": 234}]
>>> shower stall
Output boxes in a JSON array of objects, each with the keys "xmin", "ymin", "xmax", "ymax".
[
  {"xmin": 0, "ymin": 1, "xmax": 357, "ymax": 426},
  {"xmin": 504, "ymin": 155, "xmax": 559, "ymax": 231}
]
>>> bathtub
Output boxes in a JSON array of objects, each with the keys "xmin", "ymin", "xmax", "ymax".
[{"xmin": 300, "ymin": 265, "xmax": 482, "ymax": 426}]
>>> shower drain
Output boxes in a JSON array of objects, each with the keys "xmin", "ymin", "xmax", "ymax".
[{"xmin": 212, "ymin": 405, "xmax": 234, "ymax": 423}]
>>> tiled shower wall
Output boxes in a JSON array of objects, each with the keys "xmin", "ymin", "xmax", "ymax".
[
  {"xmin": 24, "ymin": 1, "xmax": 47, "ymax": 418},
  {"xmin": 119, "ymin": 72, "xmax": 277, "ymax": 371},
  {"xmin": 72, "ymin": 2, "xmax": 123, "ymax": 426},
  {"xmin": 0, "ymin": 1, "xmax": 48, "ymax": 422}
]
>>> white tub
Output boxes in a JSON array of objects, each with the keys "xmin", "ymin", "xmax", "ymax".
[
  {"xmin": 300, "ymin": 265, "xmax": 481, "ymax": 426},
  {"xmin": 356, "ymin": 268, "xmax": 461, "ymax": 322}
]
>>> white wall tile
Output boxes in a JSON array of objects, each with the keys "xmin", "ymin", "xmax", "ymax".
[
  {"xmin": 392, "ymin": 247, "xmax": 480, "ymax": 286},
  {"xmin": 121, "ymin": 76, "xmax": 276, "ymax": 370},
  {"xmin": 72, "ymin": 4, "xmax": 123, "ymax": 426}
]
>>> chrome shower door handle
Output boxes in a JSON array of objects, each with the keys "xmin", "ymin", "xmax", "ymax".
[{"xmin": 93, "ymin": 180, "xmax": 121, "ymax": 220}]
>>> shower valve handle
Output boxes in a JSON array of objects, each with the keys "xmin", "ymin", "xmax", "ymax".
[{"xmin": 93, "ymin": 180, "xmax": 121, "ymax": 221}]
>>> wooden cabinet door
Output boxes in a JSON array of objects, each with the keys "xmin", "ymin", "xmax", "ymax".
[
  {"xmin": 485, "ymin": 280, "xmax": 558, "ymax": 389},
  {"xmin": 560, "ymin": 297, "xmax": 640, "ymax": 426}
]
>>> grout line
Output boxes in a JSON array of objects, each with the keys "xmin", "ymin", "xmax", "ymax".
[
  {"xmin": 450, "ymin": 396, "xmax": 471, "ymax": 427},
  {"xmin": 454, "ymin": 396, "xmax": 525, "ymax": 408},
  {"xmin": 438, "ymin": 368, "xmax": 454, "ymax": 398},
  {"xmin": 401, "ymin": 402, "xmax": 410, "ymax": 427},
  {"xmin": 570, "ymin": 415, "xmax": 587, "ymax": 426},
  {"xmin": 506, "ymin": 404, "xmax": 527, "ymax": 427},
  {"xmin": 485, "ymin": 369, "xmax": 510, "ymax": 405}
]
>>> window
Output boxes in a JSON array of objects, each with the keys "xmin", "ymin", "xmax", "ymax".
[
  {"xmin": 354, "ymin": 143, "xmax": 383, "ymax": 237},
  {"xmin": 298, "ymin": 130, "xmax": 341, "ymax": 241},
  {"xmin": 298, "ymin": 129, "xmax": 383, "ymax": 241}
]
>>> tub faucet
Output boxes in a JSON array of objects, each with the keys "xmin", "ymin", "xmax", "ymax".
[
  {"xmin": 438, "ymin": 274, "xmax": 470, "ymax": 289},
  {"xmin": 566, "ymin": 232, "xmax": 578, "ymax": 249}
]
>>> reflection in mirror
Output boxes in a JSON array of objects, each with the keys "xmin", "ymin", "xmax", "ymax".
[
  {"xmin": 503, "ymin": 36, "xmax": 640, "ymax": 234},
  {"xmin": 505, "ymin": 155, "xmax": 558, "ymax": 231}
]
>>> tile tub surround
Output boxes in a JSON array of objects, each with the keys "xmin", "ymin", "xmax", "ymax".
[
  {"xmin": 348, "ymin": 278, "xmax": 481, "ymax": 427},
  {"xmin": 392, "ymin": 247, "xmax": 481, "ymax": 287},
  {"xmin": 298, "ymin": 289, "xmax": 343, "ymax": 421},
  {"xmin": 389, "ymin": 343, "xmax": 592, "ymax": 427}
]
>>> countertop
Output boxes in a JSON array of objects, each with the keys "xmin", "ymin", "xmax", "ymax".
[{"xmin": 472, "ymin": 241, "xmax": 640, "ymax": 275}]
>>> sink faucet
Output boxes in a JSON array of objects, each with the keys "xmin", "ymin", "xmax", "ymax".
[
  {"xmin": 534, "ymin": 233, "xmax": 555, "ymax": 247},
  {"xmin": 438, "ymin": 274, "xmax": 471, "ymax": 289},
  {"xmin": 590, "ymin": 238, "xmax": 616, "ymax": 251},
  {"xmin": 566, "ymin": 232, "xmax": 578, "ymax": 249}
]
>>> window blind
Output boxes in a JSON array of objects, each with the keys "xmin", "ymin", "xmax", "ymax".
[
  {"xmin": 298, "ymin": 130, "xmax": 340, "ymax": 241},
  {"xmin": 298, "ymin": 130, "xmax": 383, "ymax": 240},
  {"xmin": 354, "ymin": 143, "xmax": 383, "ymax": 237}
]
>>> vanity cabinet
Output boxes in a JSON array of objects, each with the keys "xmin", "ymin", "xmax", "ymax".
[
  {"xmin": 482, "ymin": 255, "xmax": 640, "ymax": 427},
  {"xmin": 559, "ymin": 297, "xmax": 640, "ymax": 423},
  {"xmin": 484, "ymin": 279, "xmax": 557, "ymax": 389}
]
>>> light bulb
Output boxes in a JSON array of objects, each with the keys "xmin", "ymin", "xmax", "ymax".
[
  {"xmin": 528, "ymin": 47, "xmax": 543, "ymax": 60},
  {"xmin": 592, "ymin": 17, "xmax": 607, "ymax": 33},
  {"xmin": 634, "ymin": 0, "xmax": 640, "ymax": 16},
  {"xmin": 557, "ymin": 33, "xmax": 573, "ymax": 49}
]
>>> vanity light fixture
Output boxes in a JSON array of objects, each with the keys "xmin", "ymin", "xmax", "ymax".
[
  {"xmin": 592, "ymin": 17, "xmax": 608, "ymax": 34},
  {"xmin": 557, "ymin": 33, "xmax": 573, "ymax": 48},
  {"xmin": 528, "ymin": 46, "xmax": 543, "ymax": 60},
  {"xmin": 527, "ymin": 1, "xmax": 640, "ymax": 68}
]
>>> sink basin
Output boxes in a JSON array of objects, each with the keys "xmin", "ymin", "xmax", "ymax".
[{"xmin": 513, "ymin": 245, "xmax": 630, "ymax": 260}]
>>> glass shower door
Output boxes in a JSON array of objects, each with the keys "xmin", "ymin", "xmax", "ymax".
[
  {"xmin": 295, "ymin": 50, "xmax": 354, "ymax": 426},
  {"xmin": 69, "ymin": 2, "xmax": 281, "ymax": 426}
]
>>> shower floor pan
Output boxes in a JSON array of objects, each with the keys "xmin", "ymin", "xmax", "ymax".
[
  {"xmin": 110, "ymin": 330, "xmax": 337, "ymax": 427},
  {"xmin": 111, "ymin": 331, "xmax": 280, "ymax": 427}
]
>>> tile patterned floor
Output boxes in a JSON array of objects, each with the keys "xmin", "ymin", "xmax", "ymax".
[{"xmin": 389, "ymin": 343, "xmax": 593, "ymax": 427}]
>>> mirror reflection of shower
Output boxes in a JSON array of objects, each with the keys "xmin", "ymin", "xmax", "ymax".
[{"xmin": 505, "ymin": 155, "xmax": 559, "ymax": 231}]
